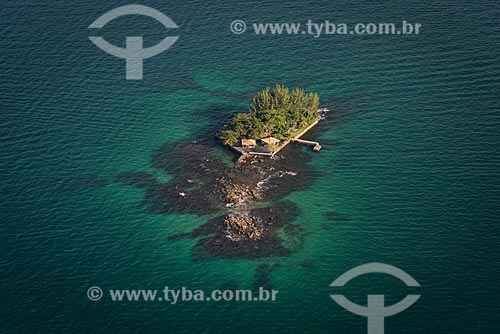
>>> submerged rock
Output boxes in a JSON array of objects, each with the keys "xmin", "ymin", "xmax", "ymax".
[{"xmin": 169, "ymin": 202, "xmax": 304, "ymax": 260}]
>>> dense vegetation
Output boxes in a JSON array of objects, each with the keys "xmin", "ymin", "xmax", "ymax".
[{"xmin": 218, "ymin": 85, "xmax": 320, "ymax": 145}]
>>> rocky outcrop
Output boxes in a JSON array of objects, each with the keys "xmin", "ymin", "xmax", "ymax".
[
  {"xmin": 215, "ymin": 177, "xmax": 260, "ymax": 204},
  {"xmin": 224, "ymin": 214, "xmax": 262, "ymax": 241}
]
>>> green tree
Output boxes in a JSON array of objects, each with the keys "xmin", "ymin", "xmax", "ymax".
[{"xmin": 217, "ymin": 84, "xmax": 320, "ymax": 145}]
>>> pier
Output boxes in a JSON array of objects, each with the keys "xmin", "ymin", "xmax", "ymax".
[
  {"xmin": 270, "ymin": 117, "xmax": 323, "ymax": 157},
  {"xmin": 291, "ymin": 138, "xmax": 322, "ymax": 151}
]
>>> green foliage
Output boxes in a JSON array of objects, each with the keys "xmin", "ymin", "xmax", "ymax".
[{"xmin": 217, "ymin": 84, "xmax": 320, "ymax": 145}]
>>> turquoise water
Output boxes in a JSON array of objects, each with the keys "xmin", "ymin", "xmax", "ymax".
[{"xmin": 1, "ymin": 0, "xmax": 500, "ymax": 333}]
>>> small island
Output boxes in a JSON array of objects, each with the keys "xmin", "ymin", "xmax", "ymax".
[
  {"xmin": 118, "ymin": 84, "xmax": 330, "ymax": 259},
  {"xmin": 218, "ymin": 85, "xmax": 327, "ymax": 161}
]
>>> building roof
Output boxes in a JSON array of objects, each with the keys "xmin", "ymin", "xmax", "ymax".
[
  {"xmin": 241, "ymin": 139, "xmax": 257, "ymax": 146},
  {"xmin": 261, "ymin": 137, "xmax": 280, "ymax": 145}
]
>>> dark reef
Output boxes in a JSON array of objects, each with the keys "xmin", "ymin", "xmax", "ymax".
[{"xmin": 116, "ymin": 107, "xmax": 332, "ymax": 260}]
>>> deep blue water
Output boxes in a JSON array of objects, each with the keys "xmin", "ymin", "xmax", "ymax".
[{"xmin": 1, "ymin": 1, "xmax": 500, "ymax": 333}]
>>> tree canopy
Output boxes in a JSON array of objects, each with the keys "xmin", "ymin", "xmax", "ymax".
[{"xmin": 218, "ymin": 84, "xmax": 320, "ymax": 146}]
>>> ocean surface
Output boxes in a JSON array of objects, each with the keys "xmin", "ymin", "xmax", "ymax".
[{"xmin": 1, "ymin": 0, "xmax": 500, "ymax": 333}]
